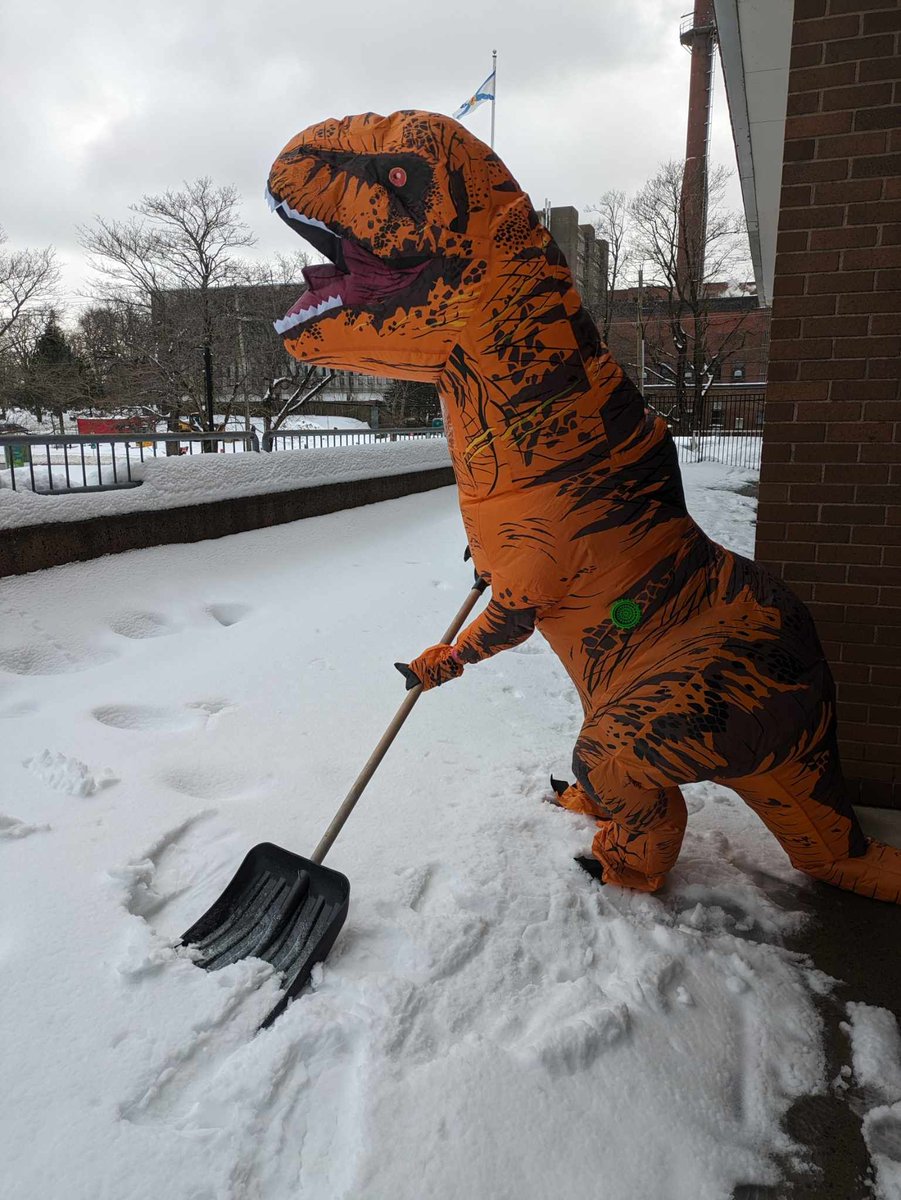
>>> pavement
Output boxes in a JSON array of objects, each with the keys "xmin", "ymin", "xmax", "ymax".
[{"xmin": 734, "ymin": 806, "xmax": 901, "ymax": 1200}]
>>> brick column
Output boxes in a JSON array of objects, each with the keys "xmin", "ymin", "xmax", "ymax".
[{"xmin": 756, "ymin": 0, "xmax": 901, "ymax": 808}]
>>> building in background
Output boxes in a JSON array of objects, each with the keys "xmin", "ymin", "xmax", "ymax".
[
  {"xmin": 716, "ymin": 0, "xmax": 901, "ymax": 808},
  {"xmin": 607, "ymin": 282, "xmax": 770, "ymax": 389},
  {"xmin": 539, "ymin": 204, "xmax": 608, "ymax": 318}
]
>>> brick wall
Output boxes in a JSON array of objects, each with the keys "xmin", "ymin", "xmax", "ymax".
[{"xmin": 756, "ymin": 0, "xmax": 901, "ymax": 808}]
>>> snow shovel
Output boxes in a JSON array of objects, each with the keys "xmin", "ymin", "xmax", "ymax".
[{"xmin": 180, "ymin": 575, "xmax": 488, "ymax": 1030}]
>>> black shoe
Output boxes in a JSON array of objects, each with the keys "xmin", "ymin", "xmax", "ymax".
[
  {"xmin": 575, "ymin": 855, "xmax": 604, "ymax": 884},
  {"xmin": 546, "ymin": 775, "xmax": 573, "ymax": 808}
]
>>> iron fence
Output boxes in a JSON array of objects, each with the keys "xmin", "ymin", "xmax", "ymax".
[
  {"xmin": 0, "ymin": 430, "xmax": 259, "ymax": 494},
  {"xmin": 1, "ymin": 391, "xmax": 762, "ymax": 500},
  {"xmin": 645, "ymin": 388, "xmax": 766, "ymax": 471}
]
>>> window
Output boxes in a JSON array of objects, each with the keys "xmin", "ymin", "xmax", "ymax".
[{"xmin": 731, "ymin": 364, "xmax": 745, "ymax": 381}]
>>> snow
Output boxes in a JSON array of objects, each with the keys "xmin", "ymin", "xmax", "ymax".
[
  {"xmin": 1, "ymin": 408, "xmax": 373, "ymax": 435},
  {"xmin": 846, "ymin": 1004, "xmax": 901, "ymax": 1198},
  {"xmin": 287, "ymin": 415, "xmax": 370, "ymax": 430},
  {"xmin": 0, "ymin": 459, "xmax": 841, "ymax": 1200},
  {"xmin": 23, "ymin": 748, "xmax": 117, "ymax": 797},
  {"xmin": 0, "ymin": 436, "xmax": 450, "ymax": 530}
]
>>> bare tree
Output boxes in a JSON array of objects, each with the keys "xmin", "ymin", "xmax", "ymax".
[
  {"xmin": 587, "ymin": 190, "xmax": 633, "ymax": 346},
  {"xmin": 381, "ymin": 378, "xmax": 441, "ymax": 428},
  {"xmin": 629, "ymin": 161, "xmax": 751, "ymax": 415},
  {"xmin": 0, "ymin": 229, "xmax": 60, "ymax": 419},
  {"xmin": 0, "ymin": 228, "xmax": 59, "ymax": 345},
  {"xmin": 79, "ymin": 179, "xmax": 256, "ymax": 442},
  {"xmin": 230, "ymin": 254, "xmax": 335, "ymax": 441},
  {"xmin": 74, "ymin": 303, "xmax": 163, "ymax": 416}
]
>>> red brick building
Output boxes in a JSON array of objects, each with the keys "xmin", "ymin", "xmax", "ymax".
[
  {"xmin": 716, "ymin": 0, "xmax": 901, "ymax": 808},
  {"xmin": 607, "ymin": 286, "xmax": 771, "ymax": 387}
]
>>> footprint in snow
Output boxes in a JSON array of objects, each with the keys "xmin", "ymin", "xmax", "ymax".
[
  {"xmin": 0, "ymin": 642, "xmax": 115, "ymax": 676},
  {"xmin": 158, "ymin": 762, "xmax": 260, "ymax": 801},
  {"xmin": 109, "ymin": 610, "xmax": 178, "ymax": 639},
  {"xmin": 205, "ymin": 603, "xmax": 252, "ymax": 628},
  {"xmin": 0, "ymin": 811, "xmax": 51, "ymax": 840},
  {"xmin": 92, "ymin": 702, "xmax": 230, "ymax": 734},
  {"xmin": 0, "ymin": 599, "xmax": 117, "ymax": 676}
]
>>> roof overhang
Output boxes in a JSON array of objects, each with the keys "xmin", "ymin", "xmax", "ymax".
[{"xmin": 713, "ymin": 0, "xmax": 793, "ymax": 307}]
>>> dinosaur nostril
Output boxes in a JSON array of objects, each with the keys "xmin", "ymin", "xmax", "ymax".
[{"xmin": 388, "ymin": 167, "xmax": 407, "ymax": 187}]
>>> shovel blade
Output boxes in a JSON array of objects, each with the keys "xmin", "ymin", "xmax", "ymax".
[{"xmin": 180, "ymin": 842, "xmax": 350, "ymax": 1030}]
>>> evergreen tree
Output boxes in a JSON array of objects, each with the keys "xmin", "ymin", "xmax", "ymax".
[{"xmin": 18, "ymin": 312, "xmax": 84, "ymax": 429}]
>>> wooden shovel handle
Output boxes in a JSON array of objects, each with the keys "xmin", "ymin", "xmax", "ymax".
[{"xmin": 310, "ymin": 577, "xmax": 487, "ymax": 865}]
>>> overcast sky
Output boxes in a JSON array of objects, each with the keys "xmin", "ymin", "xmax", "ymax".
[{"xmin": 1, "ymin": 0, "xmax": 741, "ymax": 312}]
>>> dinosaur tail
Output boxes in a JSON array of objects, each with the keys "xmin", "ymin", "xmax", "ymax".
[{"xmin": 805, "ymin": 839, "xmax": 901, "ymax": 905}]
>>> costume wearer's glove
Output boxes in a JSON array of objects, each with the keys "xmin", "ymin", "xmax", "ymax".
[{"xmin": 395, "ymin": 644, "xmax": 464, "ymax": 691}]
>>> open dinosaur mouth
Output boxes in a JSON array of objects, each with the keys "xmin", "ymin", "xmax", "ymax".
[{"xmin": 267, "ymin": 188, "xmax": 433, "ymax": 336}]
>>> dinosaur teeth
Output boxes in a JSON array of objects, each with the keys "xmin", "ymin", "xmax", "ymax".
[
  {"xmin": 273, "ymin": 294, "xmax": 344, "ymax": 335},
  {"xmin": 266, "ymin": 186, "xmax": 340, "ymax": 236},
  {"xmin": 276, "ymin": 197, "xmax": 335, "ymax": 236}
]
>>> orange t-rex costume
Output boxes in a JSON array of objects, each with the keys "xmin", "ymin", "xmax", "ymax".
[{"xmin": 268, "ymin": 110, "xmax": 901, "ymax": 903}]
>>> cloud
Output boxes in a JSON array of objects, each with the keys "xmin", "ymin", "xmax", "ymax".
[{"xmin": 0, "ymin": 0, "xmax": 744, "ymax": 307}]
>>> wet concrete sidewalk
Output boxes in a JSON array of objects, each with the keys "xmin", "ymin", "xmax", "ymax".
[{"xmin": 736, "ymin": 807, "xmax": 901, "ymax": 1200}]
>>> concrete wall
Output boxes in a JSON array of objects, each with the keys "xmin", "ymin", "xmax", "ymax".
[{"xmin": 1, "ymin": 466, "xmax": 456, "ymax": 578}]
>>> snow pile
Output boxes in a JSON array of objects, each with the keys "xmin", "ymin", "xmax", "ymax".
[
  {"xmin": 24, "ymin": 749, "xmax": 116, "ymax": 797},
  {"xmin": 0, "ymin": 436, "xmax": 450, "ymax": 530},
  {"xmin": 846, "ymin": 1004, "xmax": 901, "ymax": 1198},
  {"xmin": 0, "ymin": 459, "xmax": 857, "ymax": 1200},
  {"xmin": 289, "ymin": 414, "xmax": 370, "ymax": 430}
]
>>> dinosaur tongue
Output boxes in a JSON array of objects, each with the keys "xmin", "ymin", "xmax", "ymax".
[
  {"xmin": 339, "ymin": 239, "xmax": 431, "ymax": 304},
  {"xmin": 275, "ymin": 241, "xmax": 431, "ymax": 336}
]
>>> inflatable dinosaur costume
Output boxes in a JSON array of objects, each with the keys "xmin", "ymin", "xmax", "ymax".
[{"xmin": 268, "ymin": 110, "xmax": 901, "ymax": 903}]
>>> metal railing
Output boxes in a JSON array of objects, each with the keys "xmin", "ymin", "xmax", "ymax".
[
  {"xmin": 261, "ymin": 427, "xmax": 445, "ymax": 452},
  {"xmin": 645, "ymin": 389, "xmax": 766, "ymax": 472},
  {"xmin": 0, "ymin": 430, "xmax": 259, "ymax": 494},
  {"xmin": 1, "ymin": 394, "xmax": 761, "ymax": 500}
]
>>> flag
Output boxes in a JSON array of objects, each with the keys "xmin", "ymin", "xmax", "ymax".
[{"xmin": 453, "ymin": 70, "xmax": 495, "ymax": 121}]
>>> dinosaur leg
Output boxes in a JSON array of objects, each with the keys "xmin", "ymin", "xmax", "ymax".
[
  {"xmin": 726, "ymin": 721, "xmax": 901, "ymax": 904},
  {"xmin": 549, "ymin": 778, "xmax": 611, "ymax": 818},
  {"xmin": 572, "ymin": 737, "xmax": 687, "ymax": 893}
]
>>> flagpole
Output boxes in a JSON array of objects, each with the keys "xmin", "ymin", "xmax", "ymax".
[{"xmin": 490, "ymin": 49, "xmax": 497, "ymax": 148}]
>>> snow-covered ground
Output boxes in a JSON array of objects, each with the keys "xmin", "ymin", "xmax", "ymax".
[{"xmin": 1, "ymin": 461, "xmax": 899, "ymax": 1200}]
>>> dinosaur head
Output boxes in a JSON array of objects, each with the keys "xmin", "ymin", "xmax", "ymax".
[{"xmin": 267, "ymin": 110, "xmax": 533, "ymax": 379}]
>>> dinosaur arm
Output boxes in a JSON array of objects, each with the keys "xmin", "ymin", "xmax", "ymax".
[{"xmin": 454, "ymin": 596, "xmax": 538, "ymax": 664}]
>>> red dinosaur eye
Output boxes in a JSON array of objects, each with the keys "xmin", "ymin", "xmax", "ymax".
[{"xmin": 388, "ymin": 166, "xmax": 407, "ymax": 187}]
